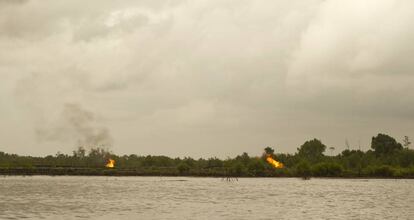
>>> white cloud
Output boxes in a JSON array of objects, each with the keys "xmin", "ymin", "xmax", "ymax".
[{"xmin": 287, "ymin": 0, "xmax": 414, "ymax": 92}]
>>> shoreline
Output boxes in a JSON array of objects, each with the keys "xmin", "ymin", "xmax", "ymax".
[{"xmin": 1, "ymin": 167, "xmax": 413, "ymax": 179}]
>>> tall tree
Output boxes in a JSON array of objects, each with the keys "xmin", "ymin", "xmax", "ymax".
[
  {"xmin": 371, "ymin": 133, "xmax": 403, "ymax": 155},
  {"xmin": 297, "ymin": 139, "xmax": 326, "ymax": 162}
]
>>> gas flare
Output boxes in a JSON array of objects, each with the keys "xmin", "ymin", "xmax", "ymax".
[
  {"xmin": 266, "ymin": 155, "xmax": 284, "ymax": 168},
  {"xmin": 105, "ymin": 159, "xmax": 115, "ymax": 168}
]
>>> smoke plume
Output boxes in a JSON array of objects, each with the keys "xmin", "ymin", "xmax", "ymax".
[{"xmin": 36, "ymin": 103, "xmax": 113, "ymax": 148}]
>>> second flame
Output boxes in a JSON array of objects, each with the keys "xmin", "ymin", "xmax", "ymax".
[{"xmin": 266, "ymin": 155, "xmax": 284, "ymax": 168}]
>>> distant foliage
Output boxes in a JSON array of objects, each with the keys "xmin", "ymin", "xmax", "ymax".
[
  {"xmin": 311, "ymin": 163, "xmax": 343, "ymax": 177},
  {"xmin": 1, "ymin": 133, "xmax": 414, "ymax": 178}
]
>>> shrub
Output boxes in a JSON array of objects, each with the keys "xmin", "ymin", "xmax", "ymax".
[
  {"xmin": 229, "ymin": 162, "xmax": 247, "ymax": 176},
  {"xmin": 312, "ymin": 162, "xmax": 343, "ymax": 177},
  {"xmin": 295, "ymin": 161, "xmax": 311, "ymax": 177},
  {"xmin": 177, "ymin": 162, "xmax": 190, "ymax": 174},
  {"xmin": 369, "ymin": 165, "xmax": 395, "ymax": 177}
]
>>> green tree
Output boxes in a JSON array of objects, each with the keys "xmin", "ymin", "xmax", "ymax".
[
  {"xmin": 371, "ymin": 133, "xmax": 403, "ymax": 155},
  {"xmin": 142, "ymin": 155, "xmax": 155, "ymax": 167},
  {"xmin": 396, "ymin": 148, "xmax": 414, "ymax": 167},
  {"xmin": 247, "ymin": 159, "xmax": 266, "ymax": 176},
  {"xmin": 264, "ymin": 147, "xmax": 274, "ymax": 155},
  {"xmin": 297, "ymin": 139, "xmax": 326, "ymax": 163},
  {"xmin": 340, "ymin": 149, "xmax": 364, "ymax": 175},
  {"xmin": 206, "ymin": 157, "xmax": 223, "ymax": 168},
  {"xmin": 235, "ymin": 152, "xmax": 251, "ymax": 165}
]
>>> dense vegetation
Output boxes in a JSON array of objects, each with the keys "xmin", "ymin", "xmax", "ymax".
[{"xmin": 1, "ymin": 133, "xmax": 414, "ymax": 178}]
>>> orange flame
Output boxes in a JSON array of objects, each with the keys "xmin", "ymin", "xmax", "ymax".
[
  {"xmin": 266, "ymin": 155, "xmax": 284, "ymax": 168},
  {"xmin": 106, "ymin": 159, "xmax": 115, "ymax": 168}
]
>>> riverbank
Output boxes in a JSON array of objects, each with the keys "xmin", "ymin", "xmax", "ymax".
[{"xmin": 1, "ymin": 167, "xmax": 414, "ymax": 178}]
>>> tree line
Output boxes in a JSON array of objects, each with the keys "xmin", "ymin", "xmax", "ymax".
[{"xmin": 1, "ymin": 133, "xmax": 414, "ymax": 178}]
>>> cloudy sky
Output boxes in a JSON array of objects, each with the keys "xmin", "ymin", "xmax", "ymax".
[{"xmin": 1, "ymin": 0, "xmax": 414, "ymax": 158}]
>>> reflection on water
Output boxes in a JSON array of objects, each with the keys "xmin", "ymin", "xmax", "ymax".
[{"xmin": 0, "ymin": 176, "xmax": 413, "ymax": 219}]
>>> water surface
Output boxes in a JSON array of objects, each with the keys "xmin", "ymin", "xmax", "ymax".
[{"xmin": 0, "ymin": 176, "xmax": 413, "ymax": 219}]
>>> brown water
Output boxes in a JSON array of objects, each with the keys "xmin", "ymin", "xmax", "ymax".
[{"xmin": 0, "ymin": 176, "xmax": 413, "ymax": 219}]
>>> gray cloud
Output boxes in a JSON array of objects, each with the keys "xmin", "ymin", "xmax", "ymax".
[
  {"xmin": 1, "ymin": 0, "xmax": 413, "ymax": 157},
  {"xmin": 0, "ymin": 0, "xmax": 27, "ymax": 6}
]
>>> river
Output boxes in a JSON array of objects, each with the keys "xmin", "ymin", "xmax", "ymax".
[{"xmin": 0, "ymin": 176, "xmax": 413, "ymax": 219}]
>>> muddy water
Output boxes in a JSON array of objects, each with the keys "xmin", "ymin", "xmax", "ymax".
[{"xmin": 0, "ymin": 176, "xmax": 413, "ymax": 219}]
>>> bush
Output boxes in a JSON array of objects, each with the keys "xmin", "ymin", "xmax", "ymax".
[
  {"xmin": 177, "ymin": 162, "xmax": 190, "ymax": 174},
  {"xmin": 401, "ymin": 167, "xmax": 414, "ymax": 178},
  {"xmin": 247, "ymin": 159, "xmax": 266, "ymax": 176},
  {"xmin": 269, "ymin": 168, "xmax": 292, "ymax": 177},
  {"xmin": 295, "ymin": 161, "xmax": 311, "ymax": 177},
  {"xmin": 229, "ymin": 162, "xmax": 247, "ymax": 176},
  {"xmin": 312, "ymin": 162, "xmax": 343, "ymax": 177},
  {"xmin": 369, "ymin": 165, "xmax": 395, "ymax": 177}
]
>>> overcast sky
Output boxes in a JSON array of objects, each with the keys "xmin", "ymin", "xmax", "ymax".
[{"xmin": 1, "ymin": 0, "xmax": 414, "ymax": 158}]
